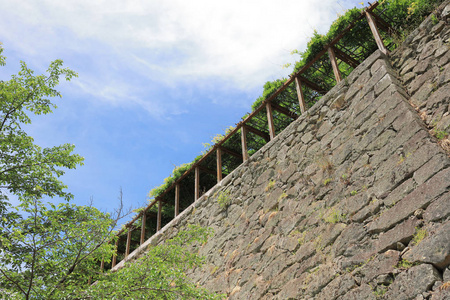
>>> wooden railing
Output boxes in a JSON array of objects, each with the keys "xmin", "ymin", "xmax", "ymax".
[{"xmin": 104, "ymin": 0, "xmax": 396, "ymax": 271}]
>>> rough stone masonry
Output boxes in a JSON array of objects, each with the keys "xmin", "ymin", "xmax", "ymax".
[{"xmin": 124, "ymin": 3, "xmax": 450, "ymax": 299}]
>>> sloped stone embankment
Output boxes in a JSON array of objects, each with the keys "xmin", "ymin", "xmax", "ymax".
[{"xmin": 132, "ymin": 3, "xmax": 450, "ymax": 299}]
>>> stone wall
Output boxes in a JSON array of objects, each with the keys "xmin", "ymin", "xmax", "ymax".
[{"xmin": 122, "ymin": 4, "xmax": 450, "ymax": 299}]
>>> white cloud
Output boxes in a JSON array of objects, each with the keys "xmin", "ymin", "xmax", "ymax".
[{"xmin": 1, "ymin": 0, "xmax": 355, "ymax": 110}]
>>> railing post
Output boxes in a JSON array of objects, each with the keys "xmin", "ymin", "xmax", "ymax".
[
  {"xmin": 125, "ymin": 227, "xmax": 132, "ymax": 258},
  {"xmin": 295, "ymin": 77, "xmax": 307, "ymax": 114},
  {"xmin": 175, "ymin": 183, "xmax": 180, "ymax": 217},
  {"xmin": 216, "ymin": 148, "xmax": 223, "ymax": 182},
  {"xmin": 157, "ymin": 199, "xmax": 162, "ymax": 231},
  {"xmin": 100, "ymin": 258, "xmax": 104, "ymax": 273},
  {"xmin": 328, "ymin": 47, "xmax": 342, "ymax": 83},
  {"xmin": 241, "ymin": 126, "xmax": 249, "ymax": 161},
  {"xmin": 194, "ymin": 167, "xmax": 200, "ymax": 200},
  {"xmin": 266, "ymin": 102, "xmax": 275, "ymax": 140},
  {"xmin": 365, "ymin": 11, "xmax": 388, "ymax": 55},
  {"xmin": 140, "ymin": 210, "xmax": 146, "ymax": 245},
  {"xmin": 111, "ymin": 239, "xmax": 119, "ymax": 268}
]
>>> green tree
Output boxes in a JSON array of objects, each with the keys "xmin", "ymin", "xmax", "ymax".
[
  {"xmin": 0, "ymin": 200, "xmax": 223, "ymax": 299},
  {"xmin": 86, "ymin": 225, "xmax": 224, "ymax": 300},
  {"xmin": 0, "ymin": 47, "xmax": 84, "ymax": 206},
  {"xmin": 0, "ymin": 196, "xmax": 120, "ymax": 299}
]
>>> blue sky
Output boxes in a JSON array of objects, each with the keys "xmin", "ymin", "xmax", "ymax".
[{"xmin": 1, "ymin": 0, "xmax": 365, "ymax": 224}]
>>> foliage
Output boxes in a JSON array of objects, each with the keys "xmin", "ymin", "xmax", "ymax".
[
  {"xmin": 434, "ymin": 128, "xmax": 448, "ymax": 140},
  {"xmin": 217, "ymin": 190, "xmax": 232, "ymax": 210},
  {"xmin": 396, "ymin": 258, "xmax": 416, "ymax": 269},
  {"xmin": 86, "ymin": 225, "xmax": 225, "ymax": 300},
  {"xmin": 323, "ymin": 178, "xmax": 332, "ymax": 186},
  {"xmin": 202, "ymin": 125, "xmax": 235, "ymax": 153},
  {"xmin": 265, "ymin": 180, "xmax": 276, "ymax": 192},
  {"xmin": 278, "ymin": 191, "xmax": 288, "ymax": 201},
  {"xmin": 148, "ymin": 161, "xmax": 196, "ymax": 200},
  {"xmin": 411, "ymin": 227, "xmax": 427, "ymax": 246},
  {"xmin": 324, "ymin": 209, "xmax": 346, "ymax": 224},
  {"xmin": 0, "ymin": 47, "xmax": 84, "ymax": 203},
  {"xmin": 0, "ymin": 197, "xmax": 118, "ymax": 299},
  {"xmin": 381, "ymin": 0, "xmax": 443, "ymax": 30}
]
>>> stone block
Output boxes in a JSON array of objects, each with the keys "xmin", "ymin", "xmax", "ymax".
[
  {"xmin": 369, "ymin": 168, "xmax": 450, "ymax": 233},
  {"xmin": 383, "ymin": 178, "xmax": 416, "ymax": 208},
  {"xmin": 316, "ymin": 273, "xmax": 357, "ymax": 300},
  {"xmin": 401, "ymin": 58, "xmax": 418, "ymax": 75},
  {"xmin": 413, "ymin": 56, "xmax": 433, "ymax": 75},
  {"xmin": 409, "ymin": 67, "xmax": 440, "ymax": 95},
  {"xmin": 303, "ymin": 263, "xmax": 337, "ymax": 297},
  {"xmin": 338, "ymin": 283, "xmax": 376, "ymax": 300},
  {"xmin": 373, "ymin": 134, "xmax": 441, "ymax": 199},
  {"xmin": 346, "ymin": 50, "xmax": 386, "ymax": 86},
  {"xmin": 431, "ymin": 288, "xmax": 450, "ymax": 300},
  {"xmin": 301, "ymin": 131, "xmax": 314, "ymax": 144},
  {"xmin": 384, "ymin": 264, "xmax": 441, "ymax": 300},
  {"xmin": 346, "ymin": 69, "xmax": 372, "ymax": 101},
  {"xmin": 359, "ymin": 250, "xmax": 400, "ymax": 282},
  {"xmin": 375, "ymin": 73, "xmax": 402, "ymax": 97},
  {"xmin": 418, "ymin": 39, "xmax": 441, "ymax": 61},
  {"xmin": 411, "ymin": 82, "xmax": 435, "ymax": 108},
  {"xmin": 376, "ymin": 218, "xmax": 421, "ymax": 253},
  {"xmin": 413, "ymin": 153, "xmax": 450, "ymax": 186},
  {"xmin": 404, "ymin": 220, "xmax": 450, "ymax": 269},
  {"xmin": 424, "ymin": 192, "xmax": 450, "ymax": 222}
]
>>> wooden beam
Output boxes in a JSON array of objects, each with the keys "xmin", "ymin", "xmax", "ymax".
[
  {"xmin": 140, "ymin": 210, "xmax": 146, "ymax": 245},
  {"xmin": 175, "ymin": 183, "xmax": 180, "ymax": 217},
  {"xmin": 243, "ymin": 124, "xmax": 270, "ymax": 142},
  {"xmin": 197, "ymin": 165, "xmax": 217, "ymax": 176},
  {"xmin": 332, "ymin": 46, "xmax": 360, "ymax": 68},
  {"xmin": 111, "ymin": 239, "xmax": 119, "ymax": 267},
  {"xmin": 194, "ymin": 167, "xmax": 200, "ymax": 201},
  {"xmin": 216, "ymin": 148, "xmax": 222, "ymax": 182},
  {"xmin": 295, "ymin": 77, "xmax": 307, "ymax": 114},
  {"xmin": 298, "ymin": 75, "xmax": 327, "ymax": 94},
  {"xmin": 365, "ymin": 11, "xmax": 388, "ymax": 55},
  {"xmin": 271, "ymin": 103, "xmax": 298, "ymax": 119},
  {"xmin": 328, "ymin": 46, "xmax": 342, "ymax": 83},
  {"xmin": 157, "ymin": 199, "xmax": 162, "ymax": 231},
  {"xmin": 125, "ymin": 227, "xmax": 132, "ymax": 258},
  {"xmin": 371, "ymin": 11, "xmax": 398, "ymax": 35},
  {"xmin": 266, "ymin": 103, "xmax": 275, "ymax": 140},
  {"xmin": 241, "ymin": 125, "xmax": 249, "ymax": 162},
  {"xmin": 219, "ymin": 145, "xmax": 243, "ymax": 160}
]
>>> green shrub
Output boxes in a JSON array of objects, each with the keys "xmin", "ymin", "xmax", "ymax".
[
  {"xmin": 324, "ymin": 209, "xmax": 346, "ymax": 223},
  {"xmin": 265, "ymin": 180, "xmax": 276, "ymax": 192},
  {"xmin": 217, "ymin": 190, "xmax": 232, "ymax": 210},
  {"xmin": 411, "ymin": 227, "xmax": 427, "ymax": 245}
]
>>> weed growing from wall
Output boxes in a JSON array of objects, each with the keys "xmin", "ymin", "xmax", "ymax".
[
  {"xmin": 265, "ymin": 180, "xmax": 276, "ymax": 192},
  {"xmin": 324, "ymin": 209, "xmax": 347, "ymax": 224},
  {"xmin": 411, "ymin": 227, "xmax": 427, "ymax": 246},
  {"xmin": 217, "ymin": 190, "xmax": 232, "ymax": 210},
  {"xmin": 323, "ymin": 178, "xmax": 332, "ymax": 186},
  {"xmin": 396, "ymin": 259, "xmax": 417, "ymax": 269}
]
